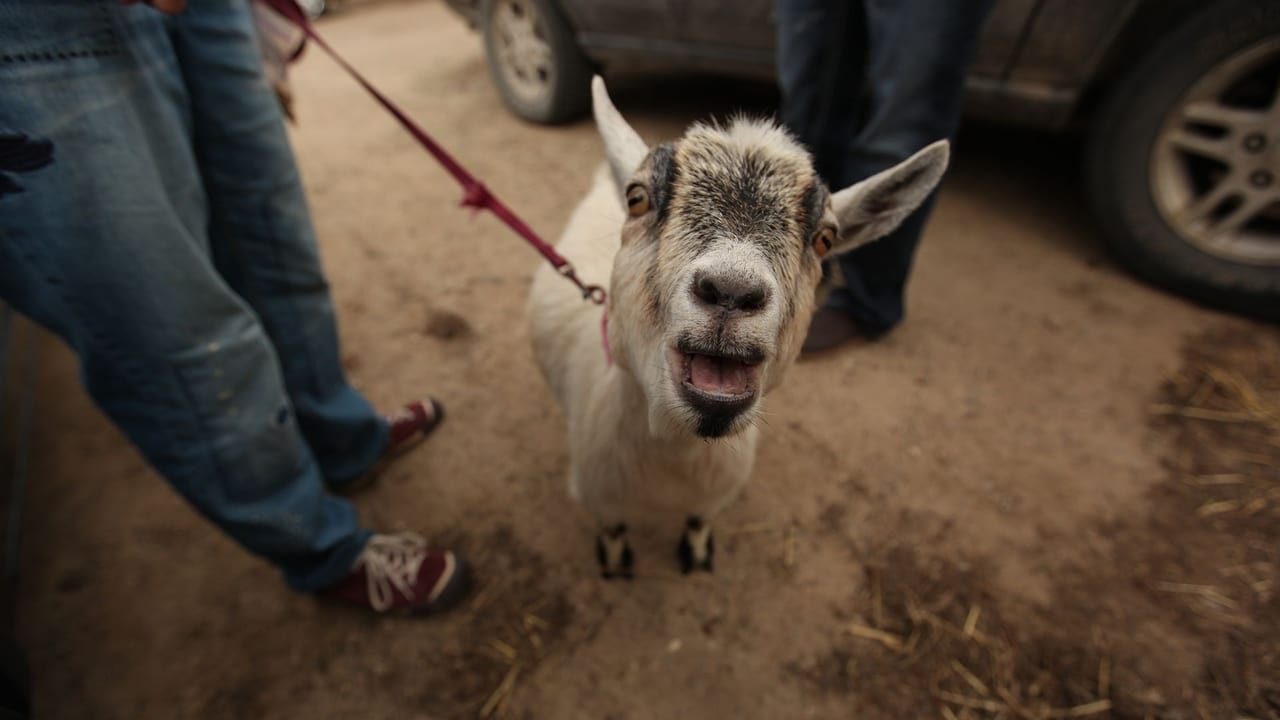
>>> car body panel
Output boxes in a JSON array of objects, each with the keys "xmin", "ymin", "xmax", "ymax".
[
  {"xmin": 559, "ymin": 0, "xmax": 683, "ymax": 48},
  {"xmin": 1010, "ymin": 0, "xmax": 1142, "ymax": 88},
  {"xmin": 445, "ymin": 0, "xmax": 1160, "ymax": 129},
  {"xmin": 679, "ymin": 0, "xmax": 774, "ymax": 53},
  {"xmin": 962, "ymin": 0, "xmax": 1143, "ymax": 128}
]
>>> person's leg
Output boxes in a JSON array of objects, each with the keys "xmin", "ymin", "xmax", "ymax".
[
  {"xmin": 775, "ymin": 0, "xmax": 866, "ymax": 187},
  {"xmin": 827, "ymin": 0, "xmax": 995, "ymax": 336},
  {"xmin": 0, "ymin": 0, "xmax": 366, "ymax": 592},
  {"xmin": 167, "ymin": 0, "xmax": 388, "ymax": 489}
]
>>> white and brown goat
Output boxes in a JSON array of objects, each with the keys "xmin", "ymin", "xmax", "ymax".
[{"xmin": 530, "ymin": 77, "xmax": 948, "ymax": 577}]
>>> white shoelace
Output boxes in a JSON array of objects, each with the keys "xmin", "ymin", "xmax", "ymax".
[
  {"xmin": 354, "ymin": 533, "xmax": 430, "ymax": 612},
  {"xmin": 386, "ymin": 406, "xmax": 419, "ymax": 426}
]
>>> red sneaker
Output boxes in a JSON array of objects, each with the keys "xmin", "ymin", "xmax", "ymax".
[
  {"xmin": 337, "ymin": 398, "xmax": 445, "ymax": 493},
  {"xmin": 385, "ymin": 398, "xmax": 445, "ymax": 452},
  {"xmin": 322, "ymin": 533, "xmax": 470, "ymax": 614}
]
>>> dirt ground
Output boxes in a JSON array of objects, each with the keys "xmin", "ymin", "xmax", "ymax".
[{"xmin": 5, "ymin": 1, "xmax": 1280, "ymax": 718}]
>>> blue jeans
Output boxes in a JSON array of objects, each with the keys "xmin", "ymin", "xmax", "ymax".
[
  {"xmin": 0, "ymin": 0, "xmax": 385, "ymax": 591},
  {"xmin": 776, "ymin": 0, "xmax": 994, "ymax": 336}
]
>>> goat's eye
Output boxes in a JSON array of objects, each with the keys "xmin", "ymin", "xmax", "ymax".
[
  {"xmin": 812, "ymin": 228, "xmax": 836, "ymax": 258},
  {"xmin": 626, "ymin": 185, "xmax": 651, "ymax": 217}
]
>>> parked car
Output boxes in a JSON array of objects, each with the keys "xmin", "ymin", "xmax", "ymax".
[{"xmin": 444, "ymin": 0, "xmax": 1280, "ymax": 320}]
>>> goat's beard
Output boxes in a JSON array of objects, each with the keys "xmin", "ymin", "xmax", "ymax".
[
  {"xmin": 628, "ymin": 342, "xmax": 764, "ymax": 441},
  {"xmin": 646, "ymin": 386, "xmax": 761, "ymax": 440}
]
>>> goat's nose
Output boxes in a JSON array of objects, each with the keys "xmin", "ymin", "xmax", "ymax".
[{"xmin": 692, "ymin": 271, "xmax": 771, "ymax": 313}]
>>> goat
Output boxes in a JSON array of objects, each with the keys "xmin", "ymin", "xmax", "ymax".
[{"xmin": 529, "ymin": 77, "xmax": 948, "ymax": 577}]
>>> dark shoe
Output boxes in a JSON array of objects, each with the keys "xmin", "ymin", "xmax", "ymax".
[
  {"xmin": 0, "ymin": 636, "xmax": 28, "ymax": 719},
  {"xmin": 321, "ymin": 533, "xmax": 470, "ymax": 614},
  {"xmin": 335, "ymin": 398, "xmax": 444, "ymax": 494},
  {"xmin": 801, "ymin": 306, "xmax": 866, "ymax": 354}
]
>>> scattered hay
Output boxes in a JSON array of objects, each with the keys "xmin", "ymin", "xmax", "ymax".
[
  {"xmin": 789, "ymin": 543, "xmax": 1123, "ymax": 717},
  {"xmin": 423, "ymin": 526, "xmax": 573, "ymax": 720},
  {"xmin": 1155, "ymin": 327, "xmax": 1280, "ymax": 522},
  {"xmin": 792, "ymin": 327, "xmax": 1280, "ymax": 720}
]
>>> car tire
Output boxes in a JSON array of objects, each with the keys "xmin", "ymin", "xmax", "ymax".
[
  {"xmin": 1085, "ymin": 0, "xmax": 1280, "ymax": 321},
  {"xmin": 481, "ymin": 0, "xmax": 592, "ymax": 124}
]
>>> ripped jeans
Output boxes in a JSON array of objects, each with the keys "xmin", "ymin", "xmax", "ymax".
[{"xmin": 0, "ymin": 0, "xmax": 384, "ymax": 591}]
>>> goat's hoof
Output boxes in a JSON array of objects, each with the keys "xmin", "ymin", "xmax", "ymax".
[
  {"xmin": 678, "ymin": 516, "xmax": 714, "ymax": 574},
  {"xmin": 597, "ymin": 524, "xmax": 634, "ymax": 580}
]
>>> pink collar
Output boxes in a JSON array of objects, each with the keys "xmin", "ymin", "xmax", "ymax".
[{"xmin": 601, "ymin": 308, "xmax": 614, "ymax": 367}]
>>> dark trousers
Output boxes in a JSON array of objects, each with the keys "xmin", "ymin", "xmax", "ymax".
[{"xmin": 776, "ymin": 0, "xmax": 994, "ymax": 335}]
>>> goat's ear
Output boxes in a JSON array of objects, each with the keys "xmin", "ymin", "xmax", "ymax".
[
  {"xmin": 829, "ymin": 140, "xmax": 950, "ymax": 255},
  {"xmin": 592, "ymin": 76, "xmax": 649, "ymax": 197}
]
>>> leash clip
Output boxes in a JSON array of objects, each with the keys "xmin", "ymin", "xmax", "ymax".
[
  {"xmin": 583, "ymin": 285, "xmax": 607, "ymax": 305},
  {"xmin": 557, "ymin": 262, "xmax": 608, "ymax": 305}
]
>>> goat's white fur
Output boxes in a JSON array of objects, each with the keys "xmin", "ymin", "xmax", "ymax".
[
  {"xmin": 530, "ymin": 77, "xmax": 949, "ymax": 566},
  {"xmin": 593, "ymin": 79, "xmax": 649, "ymax": 198},
  {"xmin": 529, "ymin": 164, "xmax": 747, "ymax": 527},
  {"xmin": 830, "ymin": 142, "xmax": 950, "ymax": 254}
]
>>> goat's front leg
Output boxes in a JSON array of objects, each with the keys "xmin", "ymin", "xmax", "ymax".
[
  {"xmin": 596, "ymin": 523, "xmax": 634, "ymax": 580},
  {"xmin": 677, "ymin": 516, "xmax": 714, "ymax": 573}
]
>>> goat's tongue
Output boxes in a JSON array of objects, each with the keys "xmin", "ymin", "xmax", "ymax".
[{"xmin": 688, "ymin": 354, "xmax": 752, "ymax": 396}]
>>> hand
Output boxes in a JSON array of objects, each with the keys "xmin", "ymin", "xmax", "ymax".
[{"xmin": 119, "ymin": 0, "xmax": 187, "ymax": 14}]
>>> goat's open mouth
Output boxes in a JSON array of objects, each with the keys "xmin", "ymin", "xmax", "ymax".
[
  {"xmin": 677, "ymin": 349, "xmax": 761, "ymax": 438},
  {"xmin": 672, "ymin": 339, "xmax": 765, "ymax": 437},
  {"xmin": 681, "ymin": 352, "xmax": 760, "ymax": 401}
]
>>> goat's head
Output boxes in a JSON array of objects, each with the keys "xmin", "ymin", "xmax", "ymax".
[{"xmin": 593, "ymin": 77, "xmax": 949, "ymax": 440}]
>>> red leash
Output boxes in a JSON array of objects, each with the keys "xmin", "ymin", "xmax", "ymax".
[{"xmin": 259, "ymin": 0, "xmax": 607, "ymax": 307}]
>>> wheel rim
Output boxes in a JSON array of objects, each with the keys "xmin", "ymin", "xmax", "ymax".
[
  {"xmin": 1151, "ymin": 36, "xmax": 1280, "ymax": 266},
  {"xmin": 491, "ymin": 0, "xmax": 555, "ymax": 106}
]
